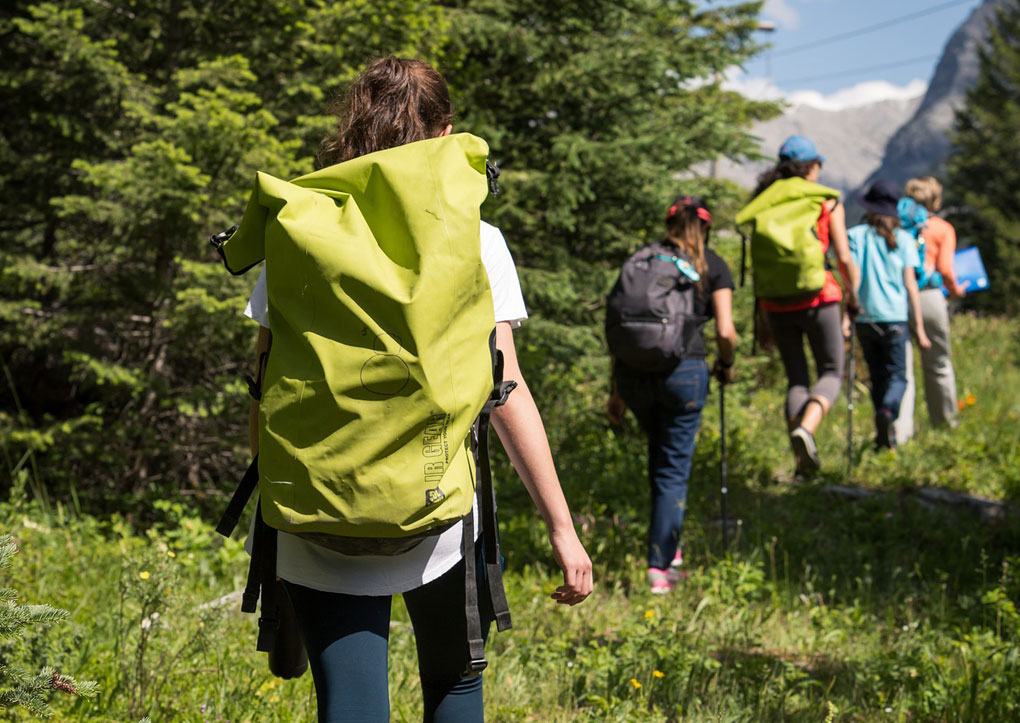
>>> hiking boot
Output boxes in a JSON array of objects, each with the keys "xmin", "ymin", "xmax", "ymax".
[
  {"xmin": 667, "ymin": 550, "xmax": 688, "ymax": 584},
  {"xmin": 790, "ymin": 426, "xmax": 820, "ymax": 473},
  {"xmin": 648, "ymin": 568, "xmax": 673, "ymax": 594}
]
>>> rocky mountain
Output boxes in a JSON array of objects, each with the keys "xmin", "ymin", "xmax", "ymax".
[
  {"xmin": 709, "ymin": 96, "xmax": 922, "ymax": 194},
  {"xmin": 861, "ymin": 0, "xmax": 1005, "ymax": 190}
]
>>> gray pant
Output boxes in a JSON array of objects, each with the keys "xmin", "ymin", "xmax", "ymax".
[
  {"xmin": 894, "ymin": 288, "xmax": 958, "ymax": 442},
  {"xmin": 767, "ymin": 302, "xmax": 845, "ymax": 421}
]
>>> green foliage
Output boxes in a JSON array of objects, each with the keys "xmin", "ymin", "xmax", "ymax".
[
  {"xmin": 947, "ymin": 0, "xmax": 1020, "ymax": 313},
  {"xmin": 0, "ymin": 534, "xmax": 98, "ymax": 718},
  {"xmin": 0, "ymin": 312, "xmax": 1018, "ymax": 720},
  {"xmin": 0, "ymin": 0, "xmax": 447, "ymax": 508}
]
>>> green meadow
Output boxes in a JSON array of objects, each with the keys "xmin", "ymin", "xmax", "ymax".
[{"xmin": 5, "ymin": 233, "xmax": 1019, "ymax": 722}]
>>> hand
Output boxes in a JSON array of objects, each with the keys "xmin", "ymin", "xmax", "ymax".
[
  {"xmin": 711, "ymin": 359, "xmax": 735, "ymax": 385},
  {"xmin": 548, "ymin": 526, "xmax": 593, "ymax": 606},
  {"xmin": 842, "ymin": 312, "xmax": 853, "ymax": 339},
  {"xmin": 952, "ymin": 280, "xmax": 969, "ymax": 299},
  {"xmin": 917, "ymin": 328, "xmax": 932, "ymax": 350},
  {"xmin": 845, "ymin": 297, "xmax": 861, "ymax": 320},
  {"xmin": 607, "ymin": 390, "xmax": 626, "ymax": 425}
]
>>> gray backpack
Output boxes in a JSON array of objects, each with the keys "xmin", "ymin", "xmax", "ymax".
[{"xmin": 605, "ymin": 241, "xmax": 700, "ymax": 372}]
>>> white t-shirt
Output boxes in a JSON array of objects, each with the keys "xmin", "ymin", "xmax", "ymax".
[{"xmin": 243, "ymin": 221, "xmax": 527, "ymax": 595}]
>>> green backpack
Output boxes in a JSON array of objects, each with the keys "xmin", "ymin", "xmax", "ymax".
[
  {"xmin": 212, "ymin": 133, "xmax": 512, "ymax": 676},
  {"xmin": 735, "ymin": 177, "xmax": 840, "ymax": 302}
]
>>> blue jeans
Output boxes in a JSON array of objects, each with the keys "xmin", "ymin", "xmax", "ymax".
[
  {"xmin": 856, "ymin": 322, "xmax": 909, "ymax": 423},
  {"xmin": 616, "ymin": 359, "xmax": 709, "ymax": 570},
  {"xmin": 284, "ymin": 546, "xmax": 494, "ymax": 723}
]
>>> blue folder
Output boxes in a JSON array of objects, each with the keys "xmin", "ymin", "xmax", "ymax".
[{"xmin": 944, "ymin": 246, "xmax": 988, "ymax": 296}]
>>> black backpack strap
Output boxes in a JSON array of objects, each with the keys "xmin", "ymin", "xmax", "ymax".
[
  {"xmin": 461, "ymin": 497, "xmax": 487, "ymax": 678},
  {"xmin": 245, "ymin": 500, "xmax": 280, "ymax": 653},
  {"xmin": 478, "ymin": 334, "xmax": 515, "ymax": 631},
  {"xmin": 216, "ymin": 455, "xmax": 259, "ymax": 538},
  {"xmin": 477, "ymin": 376, "xmax": 515, "ymax": 633}
]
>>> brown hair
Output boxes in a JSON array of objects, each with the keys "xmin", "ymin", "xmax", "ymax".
[
  {"xmin": 867, "ymin": 213, "xmax": 900, "ymax": 250},
  {"xmin": 665, "ymin": 208, "xmax": 710, "ymax": 295},
  {"xmin": 317, "ymin": 57, "xmax": 454, "ymax": 167},
  {"xmin": 905, "ymin": 176, "xmax": 943, "ymax": 213},
  {"xmin": 751, "ymin": 159, "xmax": 820, "ymax": 199}
]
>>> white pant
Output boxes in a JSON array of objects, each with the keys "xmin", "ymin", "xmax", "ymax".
[{"xmin": 894, "ymin": 288, "xmax": 958, "ymax": 442}]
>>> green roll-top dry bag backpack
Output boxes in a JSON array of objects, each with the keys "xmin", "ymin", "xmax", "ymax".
[
  {"xmin": 735, "ymin": 177, "xmax": 840, "ymax": 302},
  {"xmin": 211, "ymin": 133, "xmax": 514, "ymax": 677}
]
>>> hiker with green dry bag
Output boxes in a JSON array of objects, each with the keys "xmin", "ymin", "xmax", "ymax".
[
  {"xmin": 736, "ymin": 136, "xmax": 861, "ymax": 476},
  {"xmin": 212, "ymin": 57, "xmax": 592, "ymax": 723}
]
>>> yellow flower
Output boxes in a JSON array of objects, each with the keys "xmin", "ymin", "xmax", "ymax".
[
  {"xmin": 652, "ymin": 670, "xmax": 665, "ymax": 678},
  {"xmin": 630, "ymin": 678, "xmax": 641, "ymax": 689},
  {"xmin": 909, "ymin": 668, "xmax": 918, "ymax": 678},
  {"xmin": 966, "ymin": 393, "xmax": 976, "ymax": 406},
  {"xmin": 167, "ymin": 550, "xmax": 176, "ymax": 558},
  {"xmin": 644, "ymin": 609, "xmax": 655, "ymax": 619},
  {"xmin": 139, "ymin": 570, "xmax": 151, "ymax": 580}
]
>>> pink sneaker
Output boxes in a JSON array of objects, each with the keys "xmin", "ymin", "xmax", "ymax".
[
  {"xmin": 648, "ymin": 567, "xmax": 673, "ymax": 594},
  {"xmin": 668, "ymin": 550, "xmax": 688, "ymax": 584}
]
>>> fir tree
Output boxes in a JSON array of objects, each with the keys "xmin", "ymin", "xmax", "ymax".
[
  {"xmin": 947, "ymin": 0, "xmax": 1020, "ymax": 312},
  {"xmin": 0, "ymin": 535, "xmax": 98, "ymax": 717}
]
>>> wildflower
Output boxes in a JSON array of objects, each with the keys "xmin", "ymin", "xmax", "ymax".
[
  {"xmin": 167, "ymin": 550, "xmax": 176, "ymax": 558},
  {"xmin": 139, "ymin": 570, "xmax": 151, "ymax": 580},
  {"xmin": 958, "ymin": 400, "xmax": 966, "ymax": 410},
  {"xmin": 630, "ymin": 678, "xmax": 641, "ymax": 689},
  {"xmin": 644, "ymin": 609, "xmax": 655, "ymax": 620},
  {"xmin": 966, "ymin": 393, "xmax": 976, "ymax": 406},
  {"xmin": 652, "ymin": 670, "xmax": 665, "ymax": 678},
  {"xmin": 909, "ymin": 668, "xmax": 918, "ymax": 678}
]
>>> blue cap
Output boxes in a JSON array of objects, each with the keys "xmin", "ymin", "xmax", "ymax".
[{"xmin": 778, "ymin": 135, "xmax": 825, "ymax": 163}]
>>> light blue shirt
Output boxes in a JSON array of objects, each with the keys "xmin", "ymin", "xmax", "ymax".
[{"xmin": 848, "ymin": 224, "xmax": 920, "ymax": 323}]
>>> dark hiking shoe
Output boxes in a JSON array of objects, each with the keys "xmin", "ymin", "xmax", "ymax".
[
  {"xmin": 790, "ymin": 427, "xmax": 820, "ymax": 473},
  {"xmin": 875, "ymin": 410, "xmax": 897, "ymax": 450}
]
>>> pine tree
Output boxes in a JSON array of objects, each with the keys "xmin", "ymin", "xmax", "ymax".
[
  {"xmin": 0, "ymin": 535, "xmax": 98, "ymax": 717},
  {"xmin": 439, "ymin": 0, "xmax": 778, "ymax": 447},
  {"xmin": 947, "ymin": 0, "xmax": 1020, "ymax": 312}
]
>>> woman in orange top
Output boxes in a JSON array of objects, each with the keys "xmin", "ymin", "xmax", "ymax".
[{"xmin": 894, "ymin": 176, "xmax": 963, "ymax": 437}]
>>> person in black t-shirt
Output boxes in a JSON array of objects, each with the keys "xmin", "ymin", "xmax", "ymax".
[{"xmin": 607, "ymin": 195, "xmax": 737, "ymax": 594}]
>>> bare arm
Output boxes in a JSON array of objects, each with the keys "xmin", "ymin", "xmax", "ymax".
[
  {"xmin": 248, "ymin": 326, "xmax": 271, "ymax": 456},
  {"xmin": 829, "ymin": 202, "xmax": 861, "ymax": 313},
  {"xmin": 936, "ymin": 221, "xmax": 966, "ymax": 298},
  {"xmin": 904, "ymin": 267, "xmax": 931, "ymax": 350},
  {"xmin": 607, "ymin": 355, "xmax": 626, "ymax": 424},
  {"xmin": 491, "ymin": 322, "xmax": 593, "ymax": 605},
  {"xmin": 711, "ymin": 287, "xmax": 737, "ymax": 383}
]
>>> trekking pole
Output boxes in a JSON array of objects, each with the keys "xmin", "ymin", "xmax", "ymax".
[
  {"xmin": 846, "ymin": 328, "xmax": 855, "ymax": 480},
  {"xmin": 720, "ymin": 382, "xmax": 729, "ymax": 549}
]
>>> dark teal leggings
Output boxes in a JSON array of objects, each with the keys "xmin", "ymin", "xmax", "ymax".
[{"xmin": 284, "ymin": 548, "xmax": 494, "ymax": 722}]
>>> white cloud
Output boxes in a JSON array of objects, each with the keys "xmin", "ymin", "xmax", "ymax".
[
  {"xmin": 762, "ymin": 0, "xmax": 801, "ymax": 29},
  {"xmin": 723, "ymin": 69, "xmax": 927, "ymax": 111},
  {"xmin": 787, "ymin": 79, "xmax": 928, "ymax": 111}
]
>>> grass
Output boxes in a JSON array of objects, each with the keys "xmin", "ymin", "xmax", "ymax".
[{"xmin": 3, "ymin": 310, "xmax": 1019, "ymax": 721}]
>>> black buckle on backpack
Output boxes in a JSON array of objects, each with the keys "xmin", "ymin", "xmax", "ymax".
[
  {"xmin": 493, "ymin": 380, "xmax": 517, "ymax": 407},
  {"xmin": 210, "ymin": 224, "xmax": 238, "ymax": 249},
  {"xmin": 462, "ymin": 656, "xmax": 488, "ymax": 679},
  {"xmin": 486, "ymin": 161, "xmax": 500, "ymax": 197},
  {"xmin": 245, "ymin": 373, "xmax": 263, "ymax": 401}
]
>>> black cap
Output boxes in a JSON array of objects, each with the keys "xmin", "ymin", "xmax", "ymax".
[{"xmin": 860, "ymin": 179, "xmax": 901, "ymax": 217}]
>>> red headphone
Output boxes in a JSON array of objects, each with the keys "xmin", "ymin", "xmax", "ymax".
[{"xmin": 666, "ymin": 195, "xmax": 712, "ymax": 225}]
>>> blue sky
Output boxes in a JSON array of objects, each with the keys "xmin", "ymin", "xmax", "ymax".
[{"xmin": 725, "ymin": 0, "xmax": 985, "ymax": 109}]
